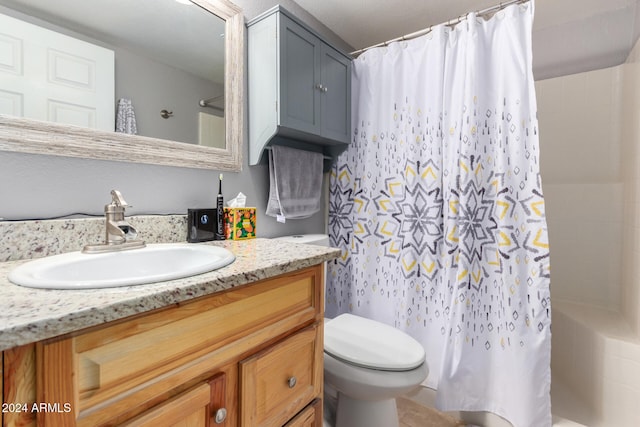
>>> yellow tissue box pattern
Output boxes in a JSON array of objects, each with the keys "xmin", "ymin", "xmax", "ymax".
[{"xmin": 224, "ymin": 207, "xmax": 257, "ymax": 240}]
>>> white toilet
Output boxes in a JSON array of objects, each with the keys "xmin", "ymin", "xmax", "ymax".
[{"xmin": 276, "ymin": 234, "xmax": 429, "ymax": 427}]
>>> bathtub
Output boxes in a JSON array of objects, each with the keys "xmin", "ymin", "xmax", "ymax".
[
  {"xmin": 550, "ymin": 300, "xmax": 640, "ymax": 427},
  {"xmin": 402, "ymin": 299, "xmax": 640, "ymax": 426}
]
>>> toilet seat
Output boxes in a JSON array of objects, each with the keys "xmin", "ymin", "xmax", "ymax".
[{"xmin": 324, "ymin": 314, "xmax": 425, "ymax": 371}]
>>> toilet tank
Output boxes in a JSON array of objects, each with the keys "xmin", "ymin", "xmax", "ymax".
[{"xmin": 275, "ymin": 234, "xmax": 329, "ymax": 246}]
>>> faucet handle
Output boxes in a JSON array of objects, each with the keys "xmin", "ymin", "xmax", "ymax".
[{"xmin": 110, "ymin": 190, "xmax": 131, "ymax": 208}]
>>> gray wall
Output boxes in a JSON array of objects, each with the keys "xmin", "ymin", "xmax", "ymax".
[
  {"xmin": 0, "ymin": 0, "xmax": 347, "ymax": 238},
  {"xmin": 116, "ymin": 47, "xmax": 224, "ymax": 144}
]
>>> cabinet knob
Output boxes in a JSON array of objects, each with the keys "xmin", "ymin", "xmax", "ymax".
[
  {"xmin": 214, "ymin": 407, "xmax": 227, "ymax": 424},
  {"xmin": 287, "ymin": 376, "xmax": 297, "ymax": 388},
  {"xmin": 322, "ymin": 86, "xmax": 328, "ymax": 93},
  {"xmin": 315, "ymin": 83, "xmax": 324, "ymax": 91}
]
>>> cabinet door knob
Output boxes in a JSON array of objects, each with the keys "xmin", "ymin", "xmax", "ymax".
[
  {"xmin": 315, "ymin": 83, "xmax": 324, "ymax": 91},
  {"xmin": 287, "ymin": 376, "xmax": 297, "ymax": 388},
  {"xmin": 214, "ymin": 407, "xmax": 227, "ymax": 424},
  {"xmin": 322, "ymin": 86, "xmax": 328, "ymax": 93}
]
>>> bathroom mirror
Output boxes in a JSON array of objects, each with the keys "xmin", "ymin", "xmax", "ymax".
[{"xmin": 0, "ymin": 0, "xmax": 244, "ymax": 171}]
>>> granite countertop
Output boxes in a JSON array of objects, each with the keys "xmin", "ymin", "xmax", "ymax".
[{"xmin": 0, "ymin": 238, "xmax": 340, "ymax": 352}]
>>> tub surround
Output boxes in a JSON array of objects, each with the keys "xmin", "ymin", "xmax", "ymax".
[
  {"xmin": 535, "ymin": 42, "xmax": 640, "ymax": 426},
  {"xmin": 0, "ymin": 235, "xmax": 340, "ymax": 352},
  {"xmin": 551, "ymin": 300, "xmax": 640, "ymax": 426}
]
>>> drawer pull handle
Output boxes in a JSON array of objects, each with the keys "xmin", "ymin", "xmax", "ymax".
[
  {"xmin": 214, "ymin": 407, "xmax": 227, "ymax": 424},
  {"xmin": 288, "ymin": 376, "xmax": 297, "ymax": 388}
]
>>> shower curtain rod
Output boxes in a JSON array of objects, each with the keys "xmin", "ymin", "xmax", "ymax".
[
  {"xmin": 199, "ymin": 94, "xmax": 224, "ymax": 111},
  {"xmin": 349, "ymin": 0, "xmax": 528, "ymax": 56}
]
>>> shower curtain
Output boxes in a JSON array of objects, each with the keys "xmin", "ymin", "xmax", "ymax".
[{"xmin": 326, "ymin": 2, "xmax": 551, "ymax": 427}]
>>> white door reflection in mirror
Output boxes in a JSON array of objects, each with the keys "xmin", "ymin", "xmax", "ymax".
[
  {"xmin": 0, "ymin": 13, "xmax": 114, "ymax": 130},
  {"xmin": 198, "ymin": 112, "xmax": 225, "ymax": 149}
]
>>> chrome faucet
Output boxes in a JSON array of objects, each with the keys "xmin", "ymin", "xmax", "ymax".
[{"xmin": 83, "ymin": 190, "xmax": 146, "ymax": 253}]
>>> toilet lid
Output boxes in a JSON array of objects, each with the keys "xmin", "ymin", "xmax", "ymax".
[{"xmin": 324, "ymin": 314, "xmax": 426, "ymax": 371}]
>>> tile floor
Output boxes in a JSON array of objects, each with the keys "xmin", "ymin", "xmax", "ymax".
[{"xmin": 397, "ymin": 396, "xmax": 465, "ymax": 427}]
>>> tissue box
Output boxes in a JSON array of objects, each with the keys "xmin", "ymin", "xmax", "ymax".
[{"xmin": 224, "ymin": 207, "xmax": 257, "ymax": 240}]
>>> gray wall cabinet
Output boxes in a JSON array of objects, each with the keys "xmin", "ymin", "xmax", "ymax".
[{"xmin": 248, "ymin": 6, "xmax": 351, "ymax": 170}]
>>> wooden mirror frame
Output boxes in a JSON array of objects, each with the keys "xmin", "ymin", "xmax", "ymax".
[{"xmin": 0, "ymin": 0, "xmax": 244, "ymax": 171}]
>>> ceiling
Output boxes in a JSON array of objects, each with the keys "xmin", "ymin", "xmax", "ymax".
[
  {"xmin": 291, "ymin": 0, "xmax": 640, "ymax": 80},
  {"xmin": 3, "ymin": 0, "xmax": 638, "ymax": 82}
]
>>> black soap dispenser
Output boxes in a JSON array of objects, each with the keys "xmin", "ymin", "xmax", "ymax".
[{"xmin": 187, "ymin": 208, "xmax": 216, "ymax": 242}]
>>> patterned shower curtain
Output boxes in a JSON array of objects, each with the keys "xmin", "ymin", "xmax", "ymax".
[{"xmin": 326, "ymin": 2, "xmax": 551, "ymax": 427}]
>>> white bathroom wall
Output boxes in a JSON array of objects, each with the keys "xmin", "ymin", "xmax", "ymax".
[{"xmin": 536, "ymin": 66, "xmax": 624, "ymax": 309}]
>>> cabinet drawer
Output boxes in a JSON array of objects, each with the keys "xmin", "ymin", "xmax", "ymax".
[
  {"xmin": 240, "ymin": 325, "xmax": 322, "ymax": 427},
  {"xmin": 284, "ymin": 399, "xmax": 322, "ymax": 427}
]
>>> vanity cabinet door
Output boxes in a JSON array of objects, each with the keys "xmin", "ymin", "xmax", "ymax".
[
  {"xmin": 239, "ymin": 325, "xmax": 322, "ymax": 427},
  {"xmin": 2, "ymin": 345, "xmax": 36, "ymax": 427}
]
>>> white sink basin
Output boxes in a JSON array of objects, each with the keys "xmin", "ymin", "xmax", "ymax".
[{"xmin": 8, "ymin": 243, "xmax": 235, "ymax": 289}]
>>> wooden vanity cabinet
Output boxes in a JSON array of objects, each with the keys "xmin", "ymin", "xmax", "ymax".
[{"xmin": 2, "ymin": 265, "xmax": 324, "ymax": 427}]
